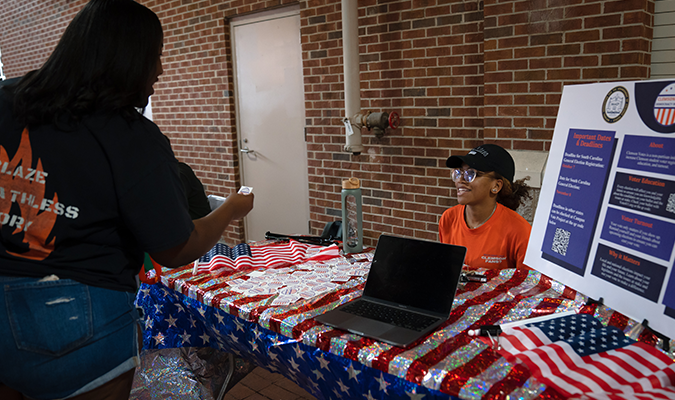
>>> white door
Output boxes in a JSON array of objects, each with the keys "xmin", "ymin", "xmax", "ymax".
[{"xmin": 232, "ymin": 7, "xmax": 309, "ymax": 242}]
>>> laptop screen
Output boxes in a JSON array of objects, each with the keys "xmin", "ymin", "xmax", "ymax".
[{"xmin": 363, "ymin": 234, "xmax": 466, "ymax": 315}]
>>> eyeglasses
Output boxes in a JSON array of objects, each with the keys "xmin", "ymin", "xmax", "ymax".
[{"xmin": 452, "ymin": 168, "xmax": 481, "ymax": 183}]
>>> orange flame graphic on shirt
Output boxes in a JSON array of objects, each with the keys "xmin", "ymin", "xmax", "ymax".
[{"xmin": 0, "ymin": 128, "xmax": 57, "ymax": 260}]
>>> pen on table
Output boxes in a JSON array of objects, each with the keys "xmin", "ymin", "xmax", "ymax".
[
  {"xmin": 460, "ymin": 273, "xmax": 487, "ymax": 283},
  {"xmin": 468, "ymin": 325, "xmax": 502, "ymax": 350},
  {"xmin": 467, "ymin": 325, "xmax": 502, "ymax": 337}
]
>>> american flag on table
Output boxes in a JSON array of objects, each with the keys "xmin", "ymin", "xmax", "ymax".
[
  {"xmin": 498, "ymin": 313, "xmax": 675, "ymax": 400},
  {"xmin": 192, "ymin": 239, "xmax": 340, "ymax": 274}
]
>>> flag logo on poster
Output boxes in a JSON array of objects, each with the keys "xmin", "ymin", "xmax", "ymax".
[
  {"xmin": 602, "ymin": 86, "xmax": 629, "ymax": 123},
  {"xmin": 654, "ymin": 83, "xmax": 675, "ymax": 127}
]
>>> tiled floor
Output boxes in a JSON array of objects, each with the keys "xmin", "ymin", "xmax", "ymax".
[{"xmin": 223, "ymin": 366, "xmax": 318, "ymax": 400}]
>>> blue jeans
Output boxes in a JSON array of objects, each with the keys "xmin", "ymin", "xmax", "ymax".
[{"xmin": 0, "ymin": 276, "xmax": 141, "ymax": 399}]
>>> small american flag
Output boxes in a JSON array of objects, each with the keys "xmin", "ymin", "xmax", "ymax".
[
  {"xmin": 193, "ymin": 240, "xmax": 340, "ymax": 274},
  {"xmin": 499, "ymin": 313, "xmax": 675, "ymax": 399}
]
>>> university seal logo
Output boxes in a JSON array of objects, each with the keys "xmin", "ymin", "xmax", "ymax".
[{"xmin": 602, "ymin": 86, "xmax": 629, "ymax": 123}]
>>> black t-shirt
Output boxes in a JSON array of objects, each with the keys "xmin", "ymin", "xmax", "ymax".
[
  {"xmin": 178, "ymin": 162, "xmax": 212, "ymax": 219},
  {"xmin": 0, "ymin": 86, "xmax": 194, "ymax": 292}
]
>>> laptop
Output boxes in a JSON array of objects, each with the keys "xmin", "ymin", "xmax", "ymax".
[{"xmin": 315, "ymin": 234, "xmax": 466, "ymax": 347}]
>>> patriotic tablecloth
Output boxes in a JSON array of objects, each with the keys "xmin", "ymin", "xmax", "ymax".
[{"xmin": 135, "ymin": 240, "xmax": 675, "ymax": 400}]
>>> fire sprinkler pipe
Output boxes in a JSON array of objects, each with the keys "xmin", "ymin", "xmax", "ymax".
[{"xmin": 341, "ymin": 0, "xmax": 364, "ymax": 155}]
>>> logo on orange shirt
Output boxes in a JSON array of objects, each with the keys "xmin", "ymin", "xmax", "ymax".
[{"xmin": 481, "ymin": 254, "xmax": 507, "ymax": 264}]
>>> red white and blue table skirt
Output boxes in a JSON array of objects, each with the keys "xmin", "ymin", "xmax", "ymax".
[{"xmin": 135, "ymin": 240, "xmax": 675, "ymax": 399}]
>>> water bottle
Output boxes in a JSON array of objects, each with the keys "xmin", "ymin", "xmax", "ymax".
[{"xmin": 341, "ymin": 177, "xmax": 363, "ymax": 253}]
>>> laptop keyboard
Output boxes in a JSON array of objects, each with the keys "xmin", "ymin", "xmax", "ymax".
[{"xmin": 341, "ymin": 300, "xmax": 439, "ymax": 332}]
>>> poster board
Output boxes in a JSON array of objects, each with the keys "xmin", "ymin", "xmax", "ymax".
[{"xmin": 526, "ymin": 79, "xmax": 675, "ymax": 336}]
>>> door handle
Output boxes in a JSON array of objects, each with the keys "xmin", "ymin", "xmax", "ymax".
[{"xmin": 240, "ymin": 147, "xmax": 256, "ymax": 154}]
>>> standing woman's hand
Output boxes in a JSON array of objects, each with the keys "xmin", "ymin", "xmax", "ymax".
[
  {"xmin": 224, "ymin": 192, "xmax": 254, "ymax": 221},
  {"xmin": 150, "ymin": 191, "xmax": 255, "ymax": 267}
]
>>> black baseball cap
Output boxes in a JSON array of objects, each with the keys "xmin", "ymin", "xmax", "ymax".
[{"xmin": 446, "ymin": 144, "xmax": 515, "ymax": 182}]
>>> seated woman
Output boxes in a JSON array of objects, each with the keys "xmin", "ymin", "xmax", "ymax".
[{"xmin": 439, "ymin": 144, "xmax": 533, "ymax": 269}]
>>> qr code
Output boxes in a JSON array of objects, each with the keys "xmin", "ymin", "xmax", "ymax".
[
  {"xmin": 667, "ymin": 193, "xmax": 675, "ymax": 213},
  {"xmin": 552, "ymin": 228, "xmax": 571, "ymax": 256}
]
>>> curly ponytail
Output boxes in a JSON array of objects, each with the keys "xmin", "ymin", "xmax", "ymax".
[{"xmin": 495, "ymin": 175, "xmax": 533, "ymax": 211}]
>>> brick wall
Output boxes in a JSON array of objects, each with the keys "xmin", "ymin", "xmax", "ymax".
[
  {"xmin": 0, "ymin": 0, "xmax": 655, "ymax": 247},
  {"xmin": 0, "ymin": 1, "xmax": 86, "ymax": 78},
  {"xmin": 483, "ymin": 0, "xmax": 654, "ymax": 150}
]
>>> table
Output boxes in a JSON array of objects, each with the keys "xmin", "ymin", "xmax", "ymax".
[{"xmin": 134, "ymin": 241, "xmax": 673, "ymax": 399}]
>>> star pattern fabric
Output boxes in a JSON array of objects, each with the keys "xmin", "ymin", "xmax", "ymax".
[
  {"xmin": 135, "ymin": 256, "xmax": 674, "ymax": 400},
  {"xmin": 136, "ymin": 281, "xmax": 447, "ymax": 399}
]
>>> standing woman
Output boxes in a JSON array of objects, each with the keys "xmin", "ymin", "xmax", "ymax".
[
  {"xmin": 439, "ymin": 144, "xmax": 532, "ymax": 270},
  {"xmin": 0, "ymin": 1, "xmax": 253, "ymax": 399}
]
